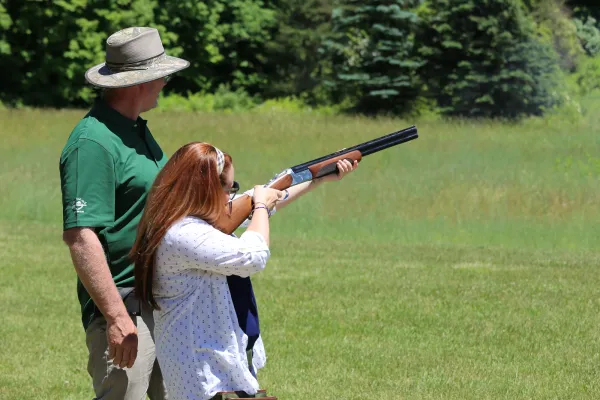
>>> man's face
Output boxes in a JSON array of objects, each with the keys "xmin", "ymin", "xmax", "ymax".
[{"xmin": 139, "ymin": 77, "xmax": 167, "ymax": 112}]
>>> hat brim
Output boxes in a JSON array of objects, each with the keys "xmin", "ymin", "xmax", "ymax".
[{"xmin": 85, "ymin": 55, "xmax": 190, "ymax": 88}]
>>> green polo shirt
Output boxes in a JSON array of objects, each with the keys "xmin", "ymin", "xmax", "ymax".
[{"xmin": 60, "ymin": 99, "xmax": 167, "ymax": 330}]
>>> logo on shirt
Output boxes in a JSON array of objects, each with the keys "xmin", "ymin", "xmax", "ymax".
[{"xmin": 72, "ymin": 198, "xmax": 87, "ymax": 214}]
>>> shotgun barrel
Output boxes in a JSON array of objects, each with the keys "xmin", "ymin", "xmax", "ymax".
[{"xmin": 290, "ymin": 125, "xmax": 418, "ymax": 173}]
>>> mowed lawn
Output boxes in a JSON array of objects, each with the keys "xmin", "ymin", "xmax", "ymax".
[{"xmin": 0, "ymin": 107, "xmax": 599, "ymax": 399}]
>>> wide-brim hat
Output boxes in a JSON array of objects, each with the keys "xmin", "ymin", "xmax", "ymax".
[{"xmin": 85, "ymin": 27, "xmax": 190, "ymax": 89}]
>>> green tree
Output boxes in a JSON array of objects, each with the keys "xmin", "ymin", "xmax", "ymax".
[
  {"xmin": 322, "ymin": 0, "xmax": 423, "ymax": 115},
  {"xmin": 569, "ymin": 1, "xmax": 600, "ymax": 57},
  {"xmin": 259, "ymin": 0, "xmax": 335, "ymax": 103},
  {"xmin": 0, "ymin": 1, "xmax": 12, "ymax": 105},
  {"xmin": 0, "ymin": 0, "xmax": 165, "ymax": 107},
  {"xmin": 574, "ymin": 14, "xmax": 600, "ymax": 56},
  {"xmin": 419, "ymin": 0, "xmax": 563, "ymax": 118},
  {"xmin": 567, "ymin": 1, "xmax": 600, "ymax": 20},
  {"xmin": 0, "ymin": 0, "xmax": 276, "ymax": 107},
  {"xmin": 520, "ymin": 0, "xmax": 583, "ymax": 72},
  {"xmin": 155, "ymin": 0, "xmax": 276, "ymax": 95}
]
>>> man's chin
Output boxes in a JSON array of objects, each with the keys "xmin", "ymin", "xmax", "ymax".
[{"xmin": 141, "ymin": 101, "xmax": 159, "ymax": 114}]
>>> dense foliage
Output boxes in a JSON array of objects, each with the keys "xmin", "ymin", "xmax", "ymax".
[
  {"xmin": 322, "ymin": 0, "xmax": 423, "ymax": 114},
  {"xmin": 418, "ymin": 0, "xmax": 563, "ymax": 118},
  {"xmin": 0, "ymin": 0, "xmax": 275, "ymax": 107},
  {"xmin": 1, "ymin": 0, "xmax": 600, "ymax": 118}
]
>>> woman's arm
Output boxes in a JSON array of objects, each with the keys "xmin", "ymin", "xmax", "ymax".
[
  {"xmin": 171, "ymin": 187, "xmax": 283, "ymax": 278},
  {"xmin": 275, "ymin": 159, "xmax": 357, "ymax": 211},
  {"xmin": 243, "ymin": 185, "xmax": 282, "ymax": 246},
  {"xmin": 172, "ymin": 221, "xmax": 270, "ymax": 278}
]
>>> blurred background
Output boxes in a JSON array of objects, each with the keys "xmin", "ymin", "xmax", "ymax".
[
  {"xmin": 2, "ymin": 0, "xmax": 600, "ymax": 121},
  {"xmin": 1, "ymin": 1, "xmax": 600, "ymax": 399}
]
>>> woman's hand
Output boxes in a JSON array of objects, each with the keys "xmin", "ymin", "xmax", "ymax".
[
  {"xmin": 272, "ymin": 159, "xmax": 358, "ymax": 212},
  {"xmin": 253, "ymin": 186, "xmax": 285, "ymax": 210},
  {"xmin": 246, "ymin": 186, "xmax": 283, "ymax": 246},
  {"xmin": 317, "ymin": 159, "xmax": 358, "ymax": 183}
]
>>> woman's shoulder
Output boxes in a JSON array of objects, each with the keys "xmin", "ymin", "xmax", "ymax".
[
  {"xmin": 178, "ymin": 215, "xmax": 210, "ymax": 228},
  {"xmin": 164, "ymin": 216, "xmax": 213, "ymax": 241}
]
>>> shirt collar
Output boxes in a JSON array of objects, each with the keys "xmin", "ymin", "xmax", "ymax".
[{"xmin": 90, "ymin": 98, "xmax": 147, "ymax": 133}]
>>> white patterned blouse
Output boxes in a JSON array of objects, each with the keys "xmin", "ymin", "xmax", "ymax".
[{"xmin": 152, "ymin": 216, "xmax": 270, "ymax": 400}]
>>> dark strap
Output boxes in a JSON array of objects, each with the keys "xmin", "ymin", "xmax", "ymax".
[
  {"xmin": 105, "ymin": 52, "xmax": 166, "ymax": 72},
  {"xmin": 247, "ymin": 349, "xmax": 253, "ymax": 372},
  {"xmin": 118, "ymin": 287, "xmax": 141, "ymax": 317},
  {"xmin": 210, "ymin": 390, "xmax": 276, "ymax": 399}
]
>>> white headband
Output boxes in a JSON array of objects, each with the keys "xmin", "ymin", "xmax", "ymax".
[{"xmin": 214, "ymin": 147, "xmax": 225, "ymax": 174}]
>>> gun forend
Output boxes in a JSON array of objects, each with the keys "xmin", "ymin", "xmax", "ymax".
[{"xmin": 308, "ymin": 150, "xmax": 363, "ymax": 179}]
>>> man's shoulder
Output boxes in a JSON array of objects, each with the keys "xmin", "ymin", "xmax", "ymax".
[{"xmin": 61, "ymin": 113, "xmax": 115, "ymax": 159}]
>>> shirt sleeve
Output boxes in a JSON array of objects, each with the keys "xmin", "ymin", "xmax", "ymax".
[
  {"xmin": 60, "ymin": 139, "xmax": 116, "ymax": 230},
  {"xmin": 172, "ymin": 220, "xmax": 270, "ymax": 278}
]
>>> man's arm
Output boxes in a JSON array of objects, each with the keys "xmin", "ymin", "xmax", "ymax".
[{"xmin": 63, "ymin": 227, "xmax": 137, "ymax": 369}]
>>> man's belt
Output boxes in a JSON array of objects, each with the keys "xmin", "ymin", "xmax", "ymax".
[{"xmin": 117, "ymin": 287, "xmax": 141, "ymax": 317}]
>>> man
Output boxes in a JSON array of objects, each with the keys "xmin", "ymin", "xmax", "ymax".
[{"xmin": 60, "ymin": 27, "xmax": 189, "ymax": 399}]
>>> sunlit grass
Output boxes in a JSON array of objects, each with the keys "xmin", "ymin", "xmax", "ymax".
[{"xmin": 0, "ymin": 107, "xmax": 598, "ymax": 399}]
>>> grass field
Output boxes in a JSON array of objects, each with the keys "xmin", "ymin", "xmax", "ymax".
[{"xmin": 0, "ymin": 107, "xmax": 599, "ymax": 399}]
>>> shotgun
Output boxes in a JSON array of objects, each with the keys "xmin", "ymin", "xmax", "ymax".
[{"xmin": 214, "ymin": 125, "xmax": 418, "ymax": 234}]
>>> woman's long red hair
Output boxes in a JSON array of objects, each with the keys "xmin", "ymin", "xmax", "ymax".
[{"xmin": 130, "ymin": 142, "xmax": 232, "ymax": 309}]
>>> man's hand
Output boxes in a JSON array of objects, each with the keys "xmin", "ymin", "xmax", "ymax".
[{"xmin": 107, "ymin": 314, "xmax": 138, "ymax": 368}]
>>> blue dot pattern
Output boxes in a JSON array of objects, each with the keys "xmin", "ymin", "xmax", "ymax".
[{"xmin": 153, "ymin": 216, "xmax": 270, "ymax": 400}]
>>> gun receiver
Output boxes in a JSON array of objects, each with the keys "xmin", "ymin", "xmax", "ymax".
[{"xmin": 214, "ymin": 126, "xmax": 418, "ymax": 234}]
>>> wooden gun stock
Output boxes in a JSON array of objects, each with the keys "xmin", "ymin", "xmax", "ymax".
[
  {"xmin": 215, "ymin": 195, "xmax": 253, "ymax": 235},
  {"xmin": 213, "ymin": 173, "xmax": 295, "ymax": 235}
]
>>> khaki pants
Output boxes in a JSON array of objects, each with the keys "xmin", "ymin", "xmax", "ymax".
[{"xmin": 85, "ymin": 304, "xmax": 168, "ymax": 400}]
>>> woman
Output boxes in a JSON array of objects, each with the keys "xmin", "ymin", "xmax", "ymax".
[{"xmin": 131, "ymin": 142, "xmax": 356, "ymax": 400}]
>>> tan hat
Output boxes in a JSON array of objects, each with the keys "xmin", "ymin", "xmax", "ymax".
[{"xmin": 85, "ymin": 27, "xmax": 190, "ymax": 88}]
